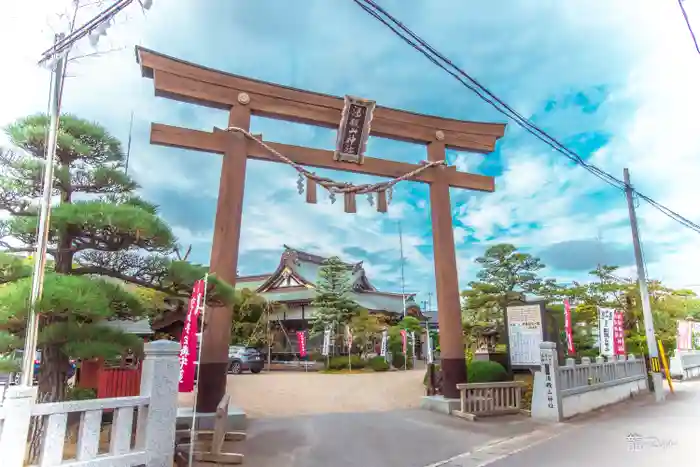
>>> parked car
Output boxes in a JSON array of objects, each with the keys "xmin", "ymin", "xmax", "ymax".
[{"xmin": 228, "ymin": 346, "xmax": 264, "ymax": 374}]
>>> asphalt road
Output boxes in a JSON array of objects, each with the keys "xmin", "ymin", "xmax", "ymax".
[
  {"xmin": 241, "ymin": 409, "xmax": 548, "ymax": 467},
  {"xmin": 432, "ymin": 379, "xmax": 699, "ymax": 467},
  {"xmin": 241, "ymin": 380, "xmax": 698, "ymax": 467}
]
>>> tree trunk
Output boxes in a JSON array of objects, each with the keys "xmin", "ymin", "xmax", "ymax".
[{"xmin": 38, "ymin": 344, "xmax": 70, "ymax": 402}]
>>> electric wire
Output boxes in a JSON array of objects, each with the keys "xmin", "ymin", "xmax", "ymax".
[
  {"xmin": 678, "ymin": 0, "xmax": 700, "ymax": 55},
  {"xmin": 353, "ymin": 0, "xmax": 700, "ymax": 235}
]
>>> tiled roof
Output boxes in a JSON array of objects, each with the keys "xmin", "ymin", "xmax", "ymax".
[
  {"xmin": 99, "ymin": 318, "xmax": 154, "ymax": 335},
  {"xmin": 238, "ymin": 246, "xmax": 418, "ymax": 315},
  {"xmin": 262, "ymin": 288, "xmax": 316, "ymax": 303},
  {"xmin": 236, "ymin": 275, "xmax": 270, "ymax": 290}
]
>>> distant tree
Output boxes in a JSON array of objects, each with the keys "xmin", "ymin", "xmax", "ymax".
[
  {"xmin": 311, "ymin": 256, "xmax": 360, "ymax": 337},
  {"xmin": 461, "ymin": 244, "xmax": 555, "ymax": 348},
  {"xmin": 554, "ymin": 265, "xmax": 689, "ymax": 357},
  {"xmin": 387, "ymin": 316, "xmax": 423, "ymax": 356},
  {"xmin": 0, "ymin": 114, "xmax": 234, "ymax": 401},
  {"xmin": 349, "ymin": 309, "xmax": 384, "ymax": 356},
  {"xmin": 229, "ymin": 289, "xmax": 284, "ymax": 349}
]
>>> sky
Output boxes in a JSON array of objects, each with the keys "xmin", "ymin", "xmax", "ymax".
[{"xmin": 2, "ymin": 0, "xmax": 700, "ymax": 305}]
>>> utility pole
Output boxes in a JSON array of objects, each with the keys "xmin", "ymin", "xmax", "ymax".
[
  {"xmin": 20, "ymin": 34, "xmax": 67, "ymax": 386},
  {"xmin": 624, "ymin": 168, "xmax": 665, "ymax": 402}
]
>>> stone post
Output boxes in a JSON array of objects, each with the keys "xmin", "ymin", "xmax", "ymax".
[
  {"xmin": 0, "ymin": 385, "xmax": 37, "ymax": 467},
  {"xmin": 139, "ymin": 340, "xmax": 180, "ymax": 467},
  {"xmin": 565, "ymin": 358, "xmax": 575, "ymax": 367},
  {"xmin": 531, "ymin": 342, "xmax": 563, "ymax": 422}
]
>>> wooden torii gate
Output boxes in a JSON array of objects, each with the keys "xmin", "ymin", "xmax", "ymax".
[{"xmin": 136, "ymin": 47, "xmax": 506, "ymax": 407}]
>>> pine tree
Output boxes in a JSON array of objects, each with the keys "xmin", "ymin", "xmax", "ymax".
[
  {"xmin": 311, "ymin": 256, "xmax": 359, "ymax": 335},
  {"xmin": 0, "ymin": 114, "xmax": 234, "ymax": 401}
]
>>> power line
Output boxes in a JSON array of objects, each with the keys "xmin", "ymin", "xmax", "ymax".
[
  {"xmin": 352, "ymin": 0, "xmax": 700, "ymax": 235},
  {"xmin": 678, "ymin": 0, "xmax": 700, "ymax": 55}
]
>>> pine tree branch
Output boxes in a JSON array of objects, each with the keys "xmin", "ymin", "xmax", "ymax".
[{"xmin": 71, "ymin": 264, "xmax": 188, "ymax": 296}]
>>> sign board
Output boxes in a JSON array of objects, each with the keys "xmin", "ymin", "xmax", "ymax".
[
  {"xmin": 678, "ymin": 320, "xmax": 700, "ymax": 351},
  {"xmin": 598, "ymin": 308, "xmax": 615, "ymax": 357},
  {"xmin": 506, "ymin": 303, "xmax": 544, "ymax": 367},
  {"xmin": 334, "ymin": 95, "xmax": 375, "ymax": 164}
]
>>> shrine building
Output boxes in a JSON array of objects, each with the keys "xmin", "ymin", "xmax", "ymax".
[{"xmin": 241, "ymin": 245, "xmax": 423, "ymax": 344}]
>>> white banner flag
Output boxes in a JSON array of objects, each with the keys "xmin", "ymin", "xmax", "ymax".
[
  {"xmin": 322, "ymin": 327, "xmax": 331, "ymax": 356},
  {"xmin": 426, "ymin": 329, "xmax": 434, "ymax": 363},
  {"xmin": 380, "ymin": 330, "xmax": 388, "ymax": 357},
  {"xmin": 598, "ymin": 307, "xmax": 615, "ymax": 357}
]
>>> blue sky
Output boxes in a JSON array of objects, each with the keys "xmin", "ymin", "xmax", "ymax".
[{"xmin": 2, "ymin": 0, "xmax": 700, "ymax": 304}]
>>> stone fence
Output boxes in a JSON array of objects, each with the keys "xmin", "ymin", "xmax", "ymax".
[
  {"xmin": 669, "ymin": 350, "xmax": 700, "ymax": 380},
  {"xmin": 532, "ymin": 342, "xmax": 648, "ymax": 422},
  {"xmin": 0, "ymin": 340, "xmax": 180, "ymax": 467}
]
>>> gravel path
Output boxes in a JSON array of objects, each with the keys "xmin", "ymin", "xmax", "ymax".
[{"xmin": 178, "ymin": 369, "xmax": 426, "ymax": 418}]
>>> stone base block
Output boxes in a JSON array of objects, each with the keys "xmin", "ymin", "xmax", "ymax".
[
  {"xmin": 176, "ymin": 405, "xmax": 247, "ymax": 432},
  {"xmin": 420, "ymin": 395, "xmax": 460, "ymax": 415}
]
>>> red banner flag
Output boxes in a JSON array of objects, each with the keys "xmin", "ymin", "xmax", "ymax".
[
  {"xmin": 178, "ymin": 280, "xmax": 205, "ymax": 393},
  {"xmin": 564, "ymin": 299, "xmax": 575, "ymax": 355},
  {"xmin": 613, "ymin": 310, "xmax": 626, "ymax": 356},
  {"xmin": 400, "ymin": 329, "xmax": 407, "ymax": 354},
  {"xmin": 296, "ymin": 331, "xmax": 307, "ymax": 357}
]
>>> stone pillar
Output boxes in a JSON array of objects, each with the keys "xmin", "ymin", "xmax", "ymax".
[
  {"xmin": 531, "ymin": 342, "xmax": 563, "ymax": 422},
  {"xmin": 140, "ymin": 340, "xmax": 180, "ymax": 467},
  {"xmin": 0, "ymin": 385, "xmax": 37, "ymax": 467}
]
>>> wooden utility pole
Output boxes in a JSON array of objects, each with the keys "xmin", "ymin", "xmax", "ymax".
[{"xmin": 136, "ymin": 47, "xmax": 506, "ymax": 405}]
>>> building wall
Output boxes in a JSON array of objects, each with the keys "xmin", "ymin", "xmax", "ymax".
[{"xmin": 270, "ymin": 304, "xmax": 319, "ymax": 322}]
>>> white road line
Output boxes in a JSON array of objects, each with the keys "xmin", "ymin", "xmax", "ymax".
[{"xmin": 423, "ymin": 424, "xmax": 577, "ymax": 467}]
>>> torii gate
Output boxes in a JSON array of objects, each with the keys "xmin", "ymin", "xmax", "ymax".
[{"xmin": 136, "ymin": 47, "xmax": 506, "ymax": 409}]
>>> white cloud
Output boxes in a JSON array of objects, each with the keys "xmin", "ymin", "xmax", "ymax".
[{"xmin": 3, "ymin": 0, "xmax": 700, "ymax": 304}]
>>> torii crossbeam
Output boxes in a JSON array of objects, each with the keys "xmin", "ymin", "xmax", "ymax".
[{"xmin": 136, "ymin": 47, "xmax": 506, "ymax": 407}]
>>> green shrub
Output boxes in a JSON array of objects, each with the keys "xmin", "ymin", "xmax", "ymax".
[
  {"xmin": 327, "ymin": 355, "xmax": 366, "ymax": 370},
  {"xmin": 391, "ymin": 353, "xmax": 413, "ymax": 370},
  {"xmin": 367, "ymin": 356, "xmax": 389, "ymax": 372},
  {"xmin": 65, "ymin": 386, "xmax": 97, "ymax": 401},
  {"xmin": 349, "ymin": 355, "xmax": 366, "ymax": 369},
  {"xmin": 467, "ymin": 360, "xmax": 509, "ymax": 383},
  {"xmin": 327, "ymin": 356, "xmax": 348, "ymax": 370}
]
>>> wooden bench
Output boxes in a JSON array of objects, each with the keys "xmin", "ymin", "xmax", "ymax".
[{"xmin": 175, "ymin": 394, "xmax": 246, "ymax": 465}]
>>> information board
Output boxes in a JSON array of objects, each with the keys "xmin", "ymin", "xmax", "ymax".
[{"xmin": 506, "ymin": 304, "xmax": 544, "ymax": 367}]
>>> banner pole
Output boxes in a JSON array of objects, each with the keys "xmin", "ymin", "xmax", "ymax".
[
  {"xmin": 348, "ymin": 326, "xmax": 352, "ymax": 371},
  {"xmin": 188, "ymin": 273, "xmax": 209, "ymax": 467}
]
